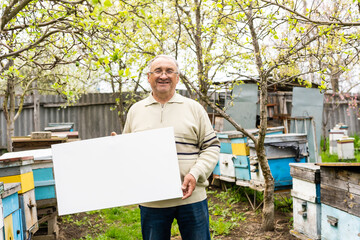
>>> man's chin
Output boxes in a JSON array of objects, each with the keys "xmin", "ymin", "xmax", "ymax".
[{"xmin": 156, "ymin": 87, "xmax": 171, "ymax": 93}]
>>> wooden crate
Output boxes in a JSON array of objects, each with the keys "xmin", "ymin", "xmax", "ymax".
[
  {"xmin": 0, "ymin": 157, "xmax": 35, "ymax": 194},
  {"xmin": 219, "ymin": 138, "xmax": 232, "ymax": 154},
  {"xmin": 248, "ymin": 134, "xmax": 308, "ymax": 160},
  {"xmin": 19, "ymin": 189, "xmax": 38, "ymax": 235},
  {"xmin": 321, "ymin": 203, "xmax": 360, "ymax": 240},
  {"xmin": 4, "ymin": 209, "xmax": 23, "ymax": 240},
  {"xmin": 229, "ymin": 133, "xmax": 249, "ymax": 156},
  {"xmin": 290, "ymin": 163, "xmax": 320, "ymax": 203},
  {"xmin": 320, "ymin": 165, "xmax": 360, "ymax": 217},
  {"xmin": 337, "ymin": 138, "xmax": 355, "ymax": 160},
  {"xmin": 290, "ymin": 163, "xmax": 320, "ymax": 183},
  {"xmin": 231, "ymin": 142, "xmax": 249, "ymax": 156},
  {"xmin": 329, "ymin": 130, "xmax": 346, "ymax": 154},
  {"xmin": 2, "ymin": 183, "xmax": 21, "ymax": 218},
  {"xmin": 292, "ymin": 197, "xmax": 321, "ymax": 240},
  {"xmin": 0, "ymin": 172, "xmax": 35, "ymax": 194},
  {"xmin": 233, "ymin": 155, "xmax": 251, "ymax": 181},
  {"xmin": 213, "ymin": 161, "xmax": 221, "ymax": 176},
  {"xmin": 33, "ymin": 207, "xmax": 58, "ymax": 240},
  {"xmin": 11, "ymin": 136, "xmax": 67, "ymax": 152},
  {"xmin": 219, "ymin": 153, "xmax": 235, "ymax": 182},
  {"xmin": 250, "ymin": 157, "xmax": 307, "ymax": 191},
  {"xmin": 2, "ymin": 183, "xmax": 23, "ymax": 240},
  {"xmin": 33, "ymin": 167, "xmax": 56, "ymax": 201}
]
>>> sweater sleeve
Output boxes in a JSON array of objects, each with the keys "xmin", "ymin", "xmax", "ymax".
[
  {"xmin": 122, "ymin": 107, "xmax": 133, "ymax": 134},
  {"xmin": 189, "ymin": 108, "xmax": 220, "ymax": 183}
]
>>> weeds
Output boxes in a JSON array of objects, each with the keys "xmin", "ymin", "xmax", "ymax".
[
  {"xmin": 274, "ymin": 194, "xmax": 293, "ymax": 213},
  {"xmin": 210, "ymin": 216, "xmax": 234, "ymax": 236},
  {"xmin": 67, "ymin": 185, "xmax": 292, "ymax": 239},
  {"xmin": 171, "ymin": 219, "xmax": 180, "ymax": 237}
]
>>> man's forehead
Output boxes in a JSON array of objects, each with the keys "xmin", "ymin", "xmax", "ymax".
[{"xmin": 151, "ymin": 57, "xmax": 177, "ymax": 69}]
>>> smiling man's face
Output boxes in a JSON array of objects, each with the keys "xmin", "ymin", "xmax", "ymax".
[{"xmin": 147, "ymin": 57, "xmax": 179, "ymax": 103}]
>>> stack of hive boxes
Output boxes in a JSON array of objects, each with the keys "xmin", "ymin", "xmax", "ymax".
[
  {"xmin": 29, "ymin": 149, "xmax": 56, "ymax": 205},
  {"xmin": 229, "ymin": 133, "xmax": 251, "ymax": 186},
  {"xmin": 214, "ymin": 132, "xmax": 251, "ymax": 185},
  {"xmin": 215, "ymin": 132, "xmax": 235, "ymax": 182},
  {"xmin": 0, "ymin": 149, "xmax": 58, "ymax": 239},
  {"xmin": 0, "ymin": 156, "xmax": 38, "ymax": 239},
  {"xmin": 248, "ymin": 134, "xmax": 308, "ymax": 191},
  {"xmin": 2, "ymin": 183, "xmax": 22, "ymax": 240},
  {"xmin": 290, "ymin": 163, "xmax": 321, "ymax": 240},
  {"xmin": 329, "ymin": 123, "xmax": 348, "ymax": 155}
]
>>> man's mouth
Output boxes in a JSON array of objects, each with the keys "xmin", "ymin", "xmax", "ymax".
[{"xmin": 157, "ymin": 80, "xmax": 170, "ymax": 84}]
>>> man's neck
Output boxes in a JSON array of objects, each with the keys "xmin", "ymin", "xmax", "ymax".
[{"xmin": 152, "ymin": 92, "xmax": 175, "ymax": 104}]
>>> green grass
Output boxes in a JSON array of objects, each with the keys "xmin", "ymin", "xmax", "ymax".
[
  {"xmin": 69, "ymin": 185, "xmax": 294, "ymax": 239},
  {"xmin": 73, "ymin": 187, "xmax": 252, "ymax": 239},
  {"xmin": 74, "ymin": 206, "xmax": 142, "ymax": 240},
  {"xmin": 72, "ymin": 205, "xmax": 183, "ymax": 240},
  {"xmin": 320, "ymin": 134, "xmax": 360, "ymax": 163},
  {"xmin": 207, "ymin": 187, "xmax": 248, "ymax": 237}
]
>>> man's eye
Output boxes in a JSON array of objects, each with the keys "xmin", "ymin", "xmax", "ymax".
[
  {"xmin": 166, "ymin": 70, "xmax": 174, "ymax": 74},
  {"xmin": 154, "ymin": 70, "xmax": 162, "ymax": 74}
]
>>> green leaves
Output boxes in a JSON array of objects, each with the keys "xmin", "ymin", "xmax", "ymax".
[{"xmin": 104, "ymin": 0, "xmax": 112, "ymax": 7}]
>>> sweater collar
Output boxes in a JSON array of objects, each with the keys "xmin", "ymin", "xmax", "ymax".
[{"xmin": 145, "ymin": 92, "xmax": 184, "ymax": 106}]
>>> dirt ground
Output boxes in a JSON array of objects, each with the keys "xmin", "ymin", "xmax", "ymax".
[{"xmin": 57, "ymin": 189, "xmax": 297, "ymax": 240}]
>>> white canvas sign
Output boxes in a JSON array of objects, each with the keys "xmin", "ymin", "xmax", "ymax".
[{"xmin": 52, "ymin": 127, "xmax": 182, "ymax": 215}]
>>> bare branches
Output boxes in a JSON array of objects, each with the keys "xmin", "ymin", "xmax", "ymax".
[
  {"xmin": 261, "ymin": 0, "xmax": 360, "ymax": 26},
  {"xmin": 4, "ymin": 16, "xmax": 68, "ymax": 31},
  {"xmin": 180, "ymin": 73, "xmax": 257, "ymax": 144},
  {"xmin": 0, "ymin": 0, "xmax": 33, "ymax": 30},
  {"xmin": 1, "ymin": 29, "xmax": 64, "ymax": 60}
]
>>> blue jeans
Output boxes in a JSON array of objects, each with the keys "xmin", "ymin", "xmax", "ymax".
[{"xmin": 139, "ymin": 199, "xmax": 211, "ymax": 240}]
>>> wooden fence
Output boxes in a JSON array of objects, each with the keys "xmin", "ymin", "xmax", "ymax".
[{"xmin": 0, "ymin": 91, "xmax": 359, "ymax": 150}]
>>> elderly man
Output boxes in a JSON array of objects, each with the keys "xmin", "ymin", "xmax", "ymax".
[{"xmin": 122, "ymin": 55, "xmax": 220, "ymax": 240}]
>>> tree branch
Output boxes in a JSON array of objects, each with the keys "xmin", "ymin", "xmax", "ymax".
[{"xmin": 261, "ymin": 0, "xmax": 360, "ymax": 26}]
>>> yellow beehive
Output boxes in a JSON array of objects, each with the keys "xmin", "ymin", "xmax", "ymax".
[
  {"xmin": 0, "ymin": 172, "xmax": 34, "ymax": 194},
  {"xmin": 231, "ymin": 143, "xmax": 250, "ymax": 156}
]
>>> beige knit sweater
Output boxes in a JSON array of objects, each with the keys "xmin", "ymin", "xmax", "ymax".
[{"xmin": 123, "ymin": 93, "xmax": 220, "ymax": 208}]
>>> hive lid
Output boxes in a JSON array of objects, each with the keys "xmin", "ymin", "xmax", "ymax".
[
  {"xmin": 316, "ymin": 162, "xmax": 360, "ymax": 167},
  {"xmin": 0, "ymin": 148, "xmax": 52, "ymax": 161}
]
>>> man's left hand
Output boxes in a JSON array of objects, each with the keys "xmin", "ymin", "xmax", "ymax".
[{"xmin": 181, "ymin": 174, "xmax": 196, "ymax": 200}]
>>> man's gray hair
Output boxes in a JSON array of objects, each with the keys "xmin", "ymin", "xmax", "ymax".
[{"xmin": 147, "ymin": 55, "xmax": 180, "ymax": 74}]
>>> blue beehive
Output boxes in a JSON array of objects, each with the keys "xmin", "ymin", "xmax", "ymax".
[
  {"xmin": 248, "ymin": 134, "xmax": 308, "ymax": 190},
  {"xmin": 0, "ymin": 149, "xmax": 55, "ymax": 203},
  {"xmin": 217, "ymin": 133, "xmax": 232, "ymax": 154},
  {"xmin": 233, "ymin": 155, "xmax": 251, "ymax": 181},
  {"xmin": 33, "ymin": 168, "xmax": 56, "ymax": 201},
  {"xmin": 2, "ymin": 183, "xmax": 23, "ymax": 240},
  {"xmin": 321, "ymin": 203, "xmax": 360, "ymax": 240},
  {"xmin": 319, "ymin": 164, "xmax": 360, "ymax": 240},
  {"xmin": 213, "ymin": 132, "xmax": 232, "ymax": 177}
]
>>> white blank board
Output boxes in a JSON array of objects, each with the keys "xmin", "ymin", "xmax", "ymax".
[{"xmin": 52, "ymin": 127, "xmax": 182, "ymax": 215}]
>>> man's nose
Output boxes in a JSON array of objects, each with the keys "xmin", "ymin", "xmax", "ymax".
[{"xmin": 159, "ymin": 72, "xmax": 168, "ymax": 78}]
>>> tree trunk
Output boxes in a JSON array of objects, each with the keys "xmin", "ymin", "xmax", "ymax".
[
  {"xmin": 257, "ymin": 78, "xmax": 275, "ymax": 231},
  {"xmin": 6, "ymin": 119, "xmax": 15, "ymax": 152},
  {"xmin": 33, "ymin": 80, "xmax": 40, "ymax": 131},
  {"xmin": 247, "ymin": 3, "xmax": 275, "ymax": 230},
  {"xmin": 4, "ymin": 76, "xmax": 16, "ymax": 152}
]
